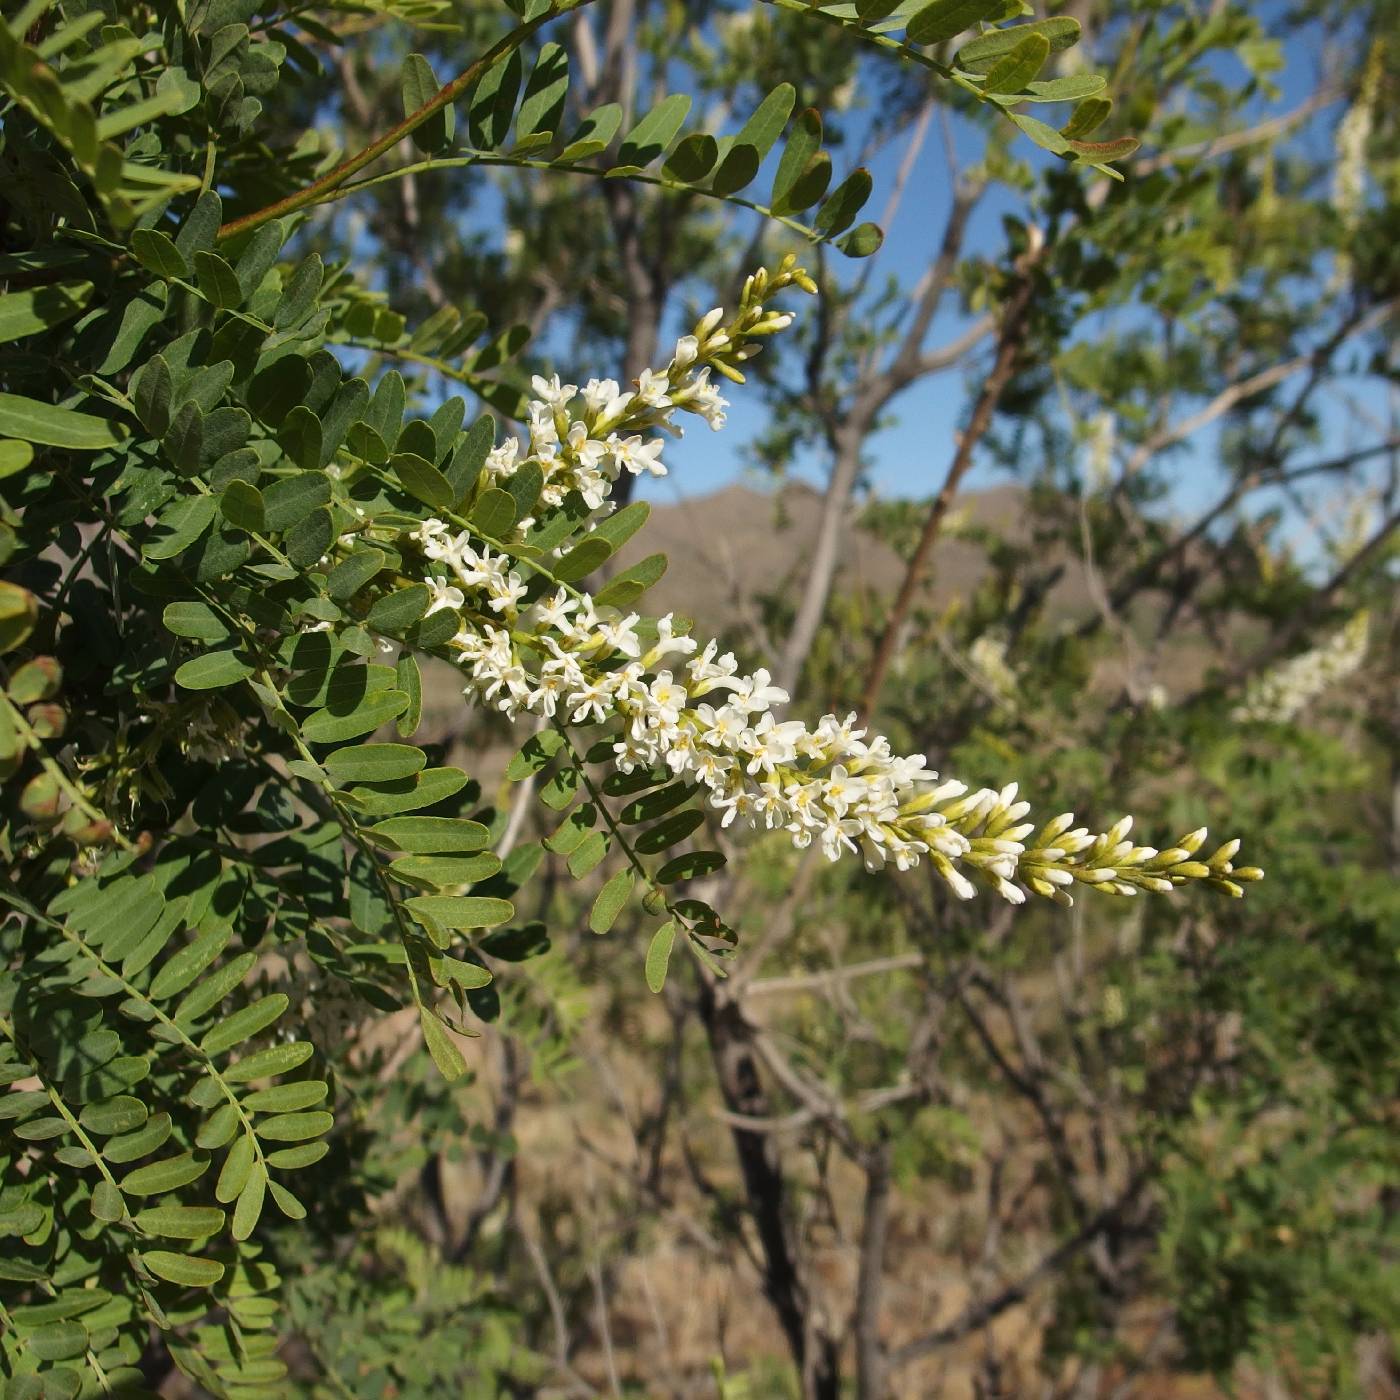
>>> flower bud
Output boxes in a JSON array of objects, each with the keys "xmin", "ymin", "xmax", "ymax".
[
  {"xmin": 9, "ymin": 656, "xmax": 61, "ymax": 704},
  {"xmin": 27, "ymin": 703, "xmax": 66, "ymax": 740},
  {"xmin": 20, "ymin": 771, "xmax": 62, "ymax": 823},
  {"xmin": 1178, "ymin": 827, "xmax": 1208, "ymax": 854}
]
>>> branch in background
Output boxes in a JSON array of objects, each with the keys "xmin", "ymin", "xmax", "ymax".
[
  {"xmin": 853, "ymin": 1144, "xmax": 893, "ymax": 1400},
  {"xmin": 887, "ymin": 1176, "xmax": 1149, "ymax": 1372},
  {"xmin": 218, "ymin": 3, "xmax": 582, "ymax": 239},
  {"xmin": 774, "ymin": 185, "xmax": 985, "ymax": 698},
  {"xmin": 859, "ymin": 245, "xmax": 1043, "ymax": 720},
  {"xmin": 1080, "ymin": 299, "xmax": 1398, "ymax": 639},
  {"xmin": 697, "ymin": 978, "xmax": 842, "ymax": 1399},
  {"xmin": 1217, "ymin": 504, "xmax": 1399, "ymax": 688}
]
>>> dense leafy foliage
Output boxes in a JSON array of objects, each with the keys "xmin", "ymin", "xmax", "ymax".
[{"xmin": 1, "ymin": 0, "xmax": 1388, "ymax": 1393}]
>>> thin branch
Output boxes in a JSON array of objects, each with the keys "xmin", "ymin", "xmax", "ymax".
[
  {"xmin": 860, "ymin": 245, "xmax": 1042, "ymax": 719},
  {"xmin": 744, "ymin": 952, "xmax": 925, "ymax": 999},
  {"xmin": 217, "ymin": 3, "xmax": 584, "ymax": 240},
  {"xmin": 887, "ymin": 1176, "xmax": 1149, "ymax": 1371}
]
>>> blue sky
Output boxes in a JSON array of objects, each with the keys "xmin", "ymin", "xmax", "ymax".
[{"xmin": 622, "ymin": 8, "xmax": 1382, "ymax": 556}]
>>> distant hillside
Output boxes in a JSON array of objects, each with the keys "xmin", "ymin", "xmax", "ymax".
[{"xmin": 614, "ymin": 482, "xmax": 1095, "ymax": 632}]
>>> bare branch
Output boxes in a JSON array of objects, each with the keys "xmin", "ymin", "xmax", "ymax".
[{"xmin": 860, "ymin": 245, "xmax": 1043, "ymax": 719}]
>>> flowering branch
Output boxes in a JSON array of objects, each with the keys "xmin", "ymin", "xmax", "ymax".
[{"xmin": 336, "ymin": 259, "xmax": 1260, "ymax": 908}]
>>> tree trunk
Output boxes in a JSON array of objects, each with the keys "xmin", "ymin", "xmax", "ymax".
[
  {"xmin": 775, "ymin": 425, "xmax": 865, "ymax": 700},
  {"xmin": 697, "ymin": 980, "xmax": 841, "ymax": 1399}
]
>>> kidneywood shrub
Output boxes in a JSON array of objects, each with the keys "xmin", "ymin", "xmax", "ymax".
[{"xmin": 0, "ymin": 0, "xmax": 1259, "ymax": 1392}]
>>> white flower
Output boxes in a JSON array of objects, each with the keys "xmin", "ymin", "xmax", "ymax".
[
  {"xmin": 728, "ymin": 667, "xmax": 788, "ymax": 714},
  {"xmin": 633, "ymin": 368, "xmax": 672, "ymax": 409},
  {"xmin": 393, "ymin": 263, "xmax": 1256, "ymax": 908},
  {"xmin": 530, "ymin": 373, "xmax": 577, "ymax": 410},
  {"xmin": 673, "ymin": 334, "xmax": 699, "ymax": 368},
  {"xmin": 1232, "ymin": 612, "xmax": 1369, "ymax": 724},
  {"xmin": 643, "ymin": 614, "xmax": 698, "ymax": 668},
  {"xmin": 425, "ymin": 576, "xmax": 465, "ymax": 616},
  {"xmin": 642, "ymin": 670, "xmax": 688, "ymax": 726},
  {"xmin": 611, "ymin": 434, "xmax": 667, "ymax": 477}
]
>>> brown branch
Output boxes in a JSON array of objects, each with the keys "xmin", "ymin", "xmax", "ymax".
[
  {"xmin": 774, "ymin": 187, "xmax": 985, "ymax": 698},
  {"xmin": 886, "ymin": 1175, "xmax": 1149, "ymax": 1371},
  {"xmin": 1080, "ymin": 298, "xmax": 1398, "ymax": 638},
  {"xmin": 859, "ymin": 249, "xmax": 1042, "ymax": 720},
  {"xmin": 1219, "ymin": 504, "xmax": 1400, "ymax": 687},
  {"xmin": 696, "ymin": 979, "xmax": 840, "ymax": 1399},
  {"xmin": 217, "ymin": 4, "xmax": 580, "ymax": 240},
  {"xmin": 853, "ymin": 1144, "xmax": 893, "ymax": 1400}
]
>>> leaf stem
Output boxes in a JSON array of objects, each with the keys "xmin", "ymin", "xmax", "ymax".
[{"xmin": 215, "ymin": 3, "xmax": 587, "ymax": 241}]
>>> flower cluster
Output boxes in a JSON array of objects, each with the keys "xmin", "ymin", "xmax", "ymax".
[
  {"xmin": 967, "ymin": 635, "xmax": 1018, "ymax": 703},
  {"xmin": 479, "ymin": 263, "xmax": 803, "ymax": 516},
  {"xmin": 1332, "ymin": 43, "xmax": 1380, "ymax": 233},
  {"xmin": 377, "ymin": 262, "xmax": 1260, "ymax": 906},
  {"xmin": 1232, "ymin": 611, "xmax": 1369, "ymax": 725}
]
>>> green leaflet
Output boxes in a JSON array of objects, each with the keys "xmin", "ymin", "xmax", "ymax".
[
  {"xmin": 589, "ymin": 868, "xmax": 634, "ymax": 934},
  {"xmin": 141, "ymin": 1250, "xmax": 225, "ymax": 1287},
  {"xmin": 389, "ymin": 854, "xmax": 501, "ymax": 888},
  {"xmin": 324, "ymin": 743, "xmax": 427, "ymax": 783},
  {"xmin": 0, "ymin": 279, "xmax": 92, "ymax": 343},
  {"xmin": 644, "ymin": 920, "xmax": 677, "ymax": 994},
  {"xmin": 404, "ymin": 895, "xmax": 514, "ymax": 930},
  {"xmin": 200, "ymin": 994, "xmax": 289, "ymax": 1056},
  {"xmin": 221, "ymin": 1040, "xmax": 315, "ymax": 1083},
  {"xmin": 149, "ymin": 926, "xmax": 232, "ymax": 999},
  {"xmin": 345, "ymin": 766, "xmax": 469, "ymax": 816},
  {"xmin": 254, "ymin": 1110, "xmax": 332, "ymax": 1142},
  {"xmin": 301, "ymin": 691, "xmax": 411, "ymax": 743},
  {"xmin": 134, "ymin": 1205, "xmax": 225, "ymax": 1238},
  {"xmin": 174, "ymin": 648, "xmax": 255, "ymax": 690},
  {"xmin": 122, "ymin": 1151, "xmax": 211, "ymax": 1195},
  {"xmin": 617, "ymin": 93, "xmax": 690, "ymax": 168},
  {"xmin": 0, "ymin": 392, "xmax": 126, "ymax": 449},
  {"xmin": 366, "ymin": 816, "xmax": 490, "ymax": 852},
  {"xmin": 241, "ymin": 1081, "xmax": 328, "ymax": 1113},
  {"xmin": 419, "ymin": 1008, "xmax": 468, "ymax": 1080}
]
